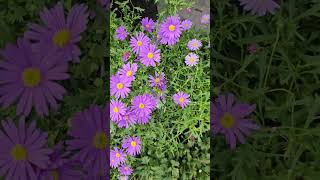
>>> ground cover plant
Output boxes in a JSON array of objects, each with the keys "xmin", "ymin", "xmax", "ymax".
[
  {"xmin": 110, "ymin": 0, "xmax": 210, "ymax": 179},
  {"xmin": 212, "ymin": 0, "xmax": 320, "ymax": 179},
  {"xmin": 0, "ymin": 0, "xmax": 108, "ymax": 179}
]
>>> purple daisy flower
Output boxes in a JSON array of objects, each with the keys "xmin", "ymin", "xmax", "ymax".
[
  {"xmin": 110, "ymin": 74, "xmax": 131, "ymax": 99},
  {"xmin": 110, "ymin": 148, "xmax": 126, "ymax": 168},
  {"xmin": 211, "ymin": 94, "xmax": 260, "ymax": 149},
  {"xmin": 117, "ymin": 109, "xmax": 136, "ymax": 128},
  {"xmin": 158, "ymin": 15, "xmax": 182, "ymax": 46},
  {"xmin": 141, "ymin": 17, "xmax": 156, "ymax": 32},
  {"xmin": 118, "ymin": 63, "xmax": 138, "ymax": 82},
  {"xmin": 239, "ymin": 0, "xmax": 280, "ymax": 16},
  {"xmin": 122, "ymin": 136, "xmax": 141, "ymax": 156},
  {"xmin": 66, "ymin": 105, "xmax": 109, "ymax": 177},
  {"xmin": 122, "ymin": 51, "xmax": 131, "ymax": 62},
  {"xmin": 187, "ymin": 39, "xmax": 202, "ymax": 51},
  {"xmin": 129, "ymin": 32, "xmax": 150, "ymax": 54},
  {"xmin": 115, "ymin": 25, "xmax": 128, "ymax": 41},
  {"xmin": 24, "ymin": 2, "xmax": 89, "ymax": 63},
  {"xmin": 131, "ymin": 94, "xmax": 157, "ymax": 119},
  {"xmin": 181, "ymin": 19, "xmax": 192, "ymax": 31},
  {"xmin": 119, "ymin": 176, "xmax": 129, "ymax": 180},
  {"xmin": 0, "ymin": 118, "xmax": 52, "ymax": 180},
  {"xmin": 38, "ymin": 142, "xmax": 83, "ymax": 180},
  {"xmin": 201, "ymin": 14, "xmax": 210, "ymax": 24},
  {"xmin": 173, "ymin": 92, "xmax": 190, "ymax": 108},
  {"xmin": 139, "ymin": 44, "xmax": 161, "ymax": 67},
  {"xmin": 119, "ymin": 164, "xmax": 133, "ymax": 176},
  {"xmin": 149, "ymin": 72, "xmax": 166, "ymax": 88},
  {"xmin": 0, "ymin": 38, "xmax": 69, "ymax": 117},
  {"xmin": 110, "ymin": 100, "xmax": 126, "ymax": 122},
  {"xmin": 185, "ymin": 53, "xmax": 199, "ymax": 66}
]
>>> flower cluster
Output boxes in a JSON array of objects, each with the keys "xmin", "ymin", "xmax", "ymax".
[
  {"xmin": 0, "ymin": 1, "xmax": 112, "ymax": 179},
  {"xmin": 110, "ymin": 11, "xmax": 214, "ymax": 178}
]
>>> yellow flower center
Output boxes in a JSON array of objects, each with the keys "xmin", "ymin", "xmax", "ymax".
[
  {"xmin": 147, "ymin": 52, "xmax": 154, "ymax": 59},
  {"xmin": 125, "ymin": 167, "xmax": 128, "ymax": 171},
  {"xmin": 220, "ymin": 112, "xmax": 235, "ymax": 129},
  {"xmin": 155, "ymin": 78, "xmax": 160, "ymax": 83},
  {"xmin": 178, "ymin": 97, "xmax": 184, "ymax": 103},
  {"xmin": 137, "ymin": 40, "xmax": 142, "ymax": 46},
  {"xmin": 139, "ymin": 103, "xmax": 145, "ymax": 109},
  {"xmin": 53, "ymin": 29, "xmax": 71, "ymax": 48},
  {"xmin": 189, "ymin": 57, "xmax": 195, "ymax": 63},
  {"xmin": 126, "ymin": 70, "xmax": 132, "ymax": 77},
  {"xmin": 117, "ymin": 83, "xmax": 123, "ymax": 89},
  {"xmin": 131, "ymin": 141, "xmax": 137, "ymax": 147},
  {"xmin": 124, "ymin": 115, "xmax": 129, "ymax": 120},
  {"xmin": 146, "ymin": 24, "xmax": 150, "ymax": 28},
  {"xmin": 193, "ymin": 42, "xmax": 198, "ymax": 47},
  {"xmin": 116, "ymin": 153, "xmax": 121, "ymax": 158},
  {"xmin": 113, "ymin": 107, "xmax": 119, "ymax": 113},
  {"xmin": 93, "ymin": 132, "xmax": 107, "ymax": 149},
  {"xmin": 22, "ymin": 68, "xmax": 41, "ymax": 87},
  {"xmin": 11, "ymin": 144, "xmax": 27, "ymax": 161},
  {"xmin": 169, "ymin": 25, "xmax": 175, "ymax": 31},
  {"xmin": 50, "ymin": 170, "xmax": 59, "ymax": 180}
]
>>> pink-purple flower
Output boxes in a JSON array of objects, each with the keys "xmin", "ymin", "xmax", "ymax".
[
  {"xmin": 0, "ymin": 38, "xmax": 69, "ymax": 117},
  {"xmin": 181, "ymin": 19, "xmax": 192, "ymax": 31},
  {"xmin": 141, "ymin": 17, "xmax": 156, "ymax": 32},
  {"xmin": 122, "ymin": 136, "xmax": 141, "ymax": 156},
  {"xmin": 158, "ymin": 15, "xmax": 182, "ymax": 46},
  {"xmin": 110, "ymin": 74, "xmax": 131, "ymax": 99},
  {"xmin": 149, "ymin": 72, "xmax": 166, "ymax": 89},
  {"xmin": 118, "ymin": 63, "xmax": 138, "ymax": 82},
  {"xmin": 110, "ymin": 100, "xmax": 126, "ymax": 122},
  {"xmin": 66, "ymin": 105, "xmax": 109, "ymax": 177},
  {"xmin": 130, "ymin": 32, "xmax": 150, "ymax": 54},
  {"xmin": 119, "ymin": 165, "xmax": 133, "ymax": 176},
  {"xmin": 131, "ymin": 94, "xmax": 157, "ymax": 119},
  {"xmin": 201, "ymin": 14, "xmax": 210, "ymax": 24},
  {"xmin": 0, "ymin": 118, "xmax": 52, "ymax": 180},
  {"xmin": 110, "ymin": 148, "xmax": 126, "ymax": 168},
  {"xmin": 24, "ymin": 2, "xmax": 89, "ymax": 63},
  {"xmin": 115, "ymin": 25, "xmax": 128, "ymax": 41},
  {"xmin": 173, "ymin": 92, "xmax": 190, "ymax": 108},
  {"xmin": 239, "ymin": 0, "xmax": 280, "ymax": 16},
  {"xmin": 139, "ymin": 44, "xmax": 161, "ymax": 67},
  {"xmin": 117, "ymin": 109, "xmax": 136, "ymax": 128},
  {"xmin": 185, "ymin": 53, "xmax": 199, "ymax": 66},
  {"xmin": 187, "ymin": 39, "xmax": 202, "ymax": 51},
  {"xmin": 211, "ymin": 94, "xmax": 260, "ymax": 149}
]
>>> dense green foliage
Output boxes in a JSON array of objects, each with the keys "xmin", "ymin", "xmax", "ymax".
[{"xmin": 212, "ymin": 0, "xmax": 320, "ymax": 179}]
